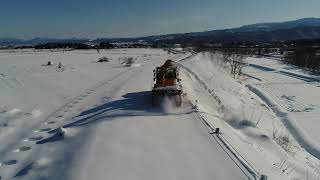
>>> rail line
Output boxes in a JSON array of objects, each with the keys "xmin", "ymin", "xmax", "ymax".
[{"xmin": 177, "ymin": 52, "xmax": 265, "ymax": 180}]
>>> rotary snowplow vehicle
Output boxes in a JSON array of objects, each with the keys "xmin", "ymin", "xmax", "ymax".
[{"xmin": 152, "ymin": 60, "xmax": 182, "ymax": 107}]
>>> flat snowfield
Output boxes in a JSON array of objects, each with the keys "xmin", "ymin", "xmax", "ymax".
[
  {"xmin": 0, "ymin": 49, "xmax": 250, "ymax": 180},
  {"xmin": 244, "ymin": 57, "xmax": 320, "ymax": 159}
]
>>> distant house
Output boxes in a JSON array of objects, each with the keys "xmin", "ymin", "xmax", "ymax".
[{"xmin": 173, "ymin": 44, "xmax": 181, "ymax": 48}]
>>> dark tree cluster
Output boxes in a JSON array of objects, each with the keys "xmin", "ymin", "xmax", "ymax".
[
  {"xmin": 98, "ymin": 42, "xmax": 114, "ymax": 49},
  {"xmin": 284, "ymin": 47, "xmax": 320, "ymax": 73},
  {"xmin": 34, "ymin": 43, "xmax": 91, "ymax": 49}
]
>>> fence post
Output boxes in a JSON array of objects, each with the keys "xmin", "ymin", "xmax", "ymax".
[
  {"xmin": 260, "ymin": 175, "xmax": 268, "ymax": 180},
  {"xmin": 215, "ymin": 128, "xmax": 220, "ymax": 134}
]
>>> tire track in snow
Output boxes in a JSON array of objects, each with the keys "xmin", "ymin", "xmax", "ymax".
[
  {"xmin": 9, "ymin": 61, "xmax": 155, "ymax": 178},
  {"xmin": 0, "ymin": 68, "xmax": 136, "ymax": 179}
]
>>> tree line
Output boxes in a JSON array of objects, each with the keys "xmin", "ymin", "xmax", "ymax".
[{"xmin": 284, "ymin": 47, "xmax": 320, "ymax": 73}]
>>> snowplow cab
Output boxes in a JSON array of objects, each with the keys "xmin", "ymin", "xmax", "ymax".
[{"xmin": 152, "ymin": 60, "xmax": 182, "ymax": 107}]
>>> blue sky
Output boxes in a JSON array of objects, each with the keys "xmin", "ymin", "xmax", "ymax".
[{"xmin": 0, "ymin": 0, "xmax": 319, "ymax": 39}]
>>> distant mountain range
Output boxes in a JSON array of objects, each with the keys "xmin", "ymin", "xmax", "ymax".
[
  {"xmin": 0, "ymin": 38, "xmax": 89, "ymax": 46},
  {"xmin": 232, "ymin": 17, "xmax": 320, "ymax": 32},
  {"xmin": 1, "ymin": 17, "xmax": 320, "ymax": 46},
  {"xmin": 146, "ymin": 18, "xmax": 320, "ymax": 44}
]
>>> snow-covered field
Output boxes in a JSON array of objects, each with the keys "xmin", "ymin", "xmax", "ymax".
[
  {"xmin": 0, "ymin": 49, "xmax": 258, "ymax": 180},
  {"xmin": 1, "ymin": 49, "xmax": 319, "ymax": 180},
  {"xmin": 244, "ymin": 57, "xmax": 320, "ymax": 157},
  {"xmin": 0, "ymin": 49, "xmax": 186, "ymax": 179},
  {"xmin": 243, "ymin": 57, "xmax": 320, "ymax": 178}
]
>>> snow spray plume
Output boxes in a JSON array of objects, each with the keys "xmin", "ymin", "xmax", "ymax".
[{"xmin": 160, "ymin": 96, "xmax": 176, "ymax": 113}]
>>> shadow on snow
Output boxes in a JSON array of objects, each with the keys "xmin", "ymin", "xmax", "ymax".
[{"xmin": 44, "ymin": 91, "xmax": 194, "ymax": 137}]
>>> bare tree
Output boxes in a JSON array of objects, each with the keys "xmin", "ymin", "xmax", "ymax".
[{"xmin": 222, "ymin": 49, "xmax": 246, "ymax": 78}]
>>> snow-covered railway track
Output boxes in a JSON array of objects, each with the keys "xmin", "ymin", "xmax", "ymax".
[
  {"xmin": 176, "ymin": 55, "xmax": 262, "ymax": 179},
  {"xmin": 193, "ymin": 111, "xmax": 260, "ymax": 180}
]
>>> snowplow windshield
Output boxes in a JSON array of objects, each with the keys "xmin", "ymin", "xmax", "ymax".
[{"xmin": 165, "ymin": 69, "xmax": 176, "ymax": 78}]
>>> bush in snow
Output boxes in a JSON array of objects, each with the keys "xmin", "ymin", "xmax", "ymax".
[
  {"xmin": 58, "ymin": 62, "xmax": 62, "ymax": 68},
  {"xmin": 98, "ymin": 57, "xmax": 110, "ymax": 63},
  {"xmin": 272, "ymin": 124, "xmax": 293, "ymax": 153},
  {"xmin": 119, "ymin": 57, "xmax": 134, "ymax": 67},
  {"xmin": 276, "ymin": 134, "xmax": 292, "ymax": 153}
]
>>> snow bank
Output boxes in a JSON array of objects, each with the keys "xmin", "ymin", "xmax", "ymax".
[{"xmin": 179, "ymin": 52, "xmax": 320, "ymax": 180}]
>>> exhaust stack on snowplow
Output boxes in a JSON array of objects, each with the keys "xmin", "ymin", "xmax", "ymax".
[{"xmin": 152, "ymin": 60, "xmax": 182, "ymax": 107}]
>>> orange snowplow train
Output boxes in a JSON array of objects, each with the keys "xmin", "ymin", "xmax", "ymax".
[{"xmin": 152, "ymin": 60, "xmax": 182, "ymax": 107}]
